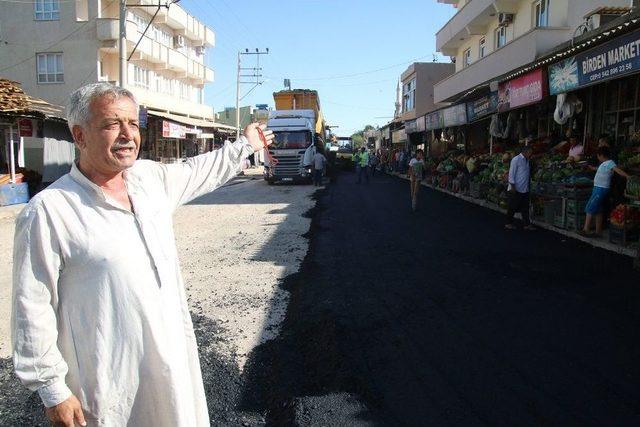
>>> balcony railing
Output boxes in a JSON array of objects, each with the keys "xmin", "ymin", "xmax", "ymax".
[{"xmin": 434, "ymin": 26, "xmax": 572, "ymax": 103}]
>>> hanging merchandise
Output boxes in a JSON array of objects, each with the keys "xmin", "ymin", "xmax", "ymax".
[
  {"xmin": 554, "ymin": 94, "xmax": 583, "ymax": 125},
  {"xmin": 489, "ymin": 114, "xmax": 504, "ymax": 138}
]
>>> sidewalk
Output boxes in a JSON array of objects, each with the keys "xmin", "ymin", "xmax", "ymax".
[{"xmin": 389, "ymin": 171, "xmax": 638, "ymax": 258}]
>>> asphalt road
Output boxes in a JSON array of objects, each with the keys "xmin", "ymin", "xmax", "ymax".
[{"xmin": 240, "ymin": 171, "xmax": 640, "ymax": 426}]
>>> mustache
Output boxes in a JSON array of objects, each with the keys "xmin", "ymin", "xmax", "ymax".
[{"xmin": 111, "ymin": 142, "xmax": 137, "ymax": 150}]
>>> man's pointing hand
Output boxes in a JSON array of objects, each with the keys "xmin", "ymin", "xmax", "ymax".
[{"xmin": 244, "ymin": 122, "xmax": 275, "ymax": 152}]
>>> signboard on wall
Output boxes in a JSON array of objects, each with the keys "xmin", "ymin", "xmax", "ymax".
[
  {"xmin": 442, "ymin": 103, "xmax": 467, "ymax": 127},
  {"xmin": 416, "ymin": 115, "xmax": 426, "ymax": 132},
  {"xmin": 392, "ymin": 128, "xmax": 407, "ymax": 144},
  {"xmin": 549, "ymin": 29, "xmax": 640, "ymax": 95},
  {"xmin": 405, "ymin": 119, "xmax": 418, "ymax": 133},
  {"xmin": 498, "ymin": 68, "xmax": 546, "ymax": 112},
  {"xmin": 139, "ymin": 107, "xmax": 148, "ymax": 129},
  {"xmin": 18, "ymin": 119, "xmax": 33, "ymax": 137},
  {"xmin": 425, "ymin": 110, "xmax": 444, "ymax": 130},
  {"xmin": 162, "ymin": 120, "xmax": 187, "ymax": 138},
  {"xmin": 466, "ymin": 92, "xmax": 498, "ymax": 122}
]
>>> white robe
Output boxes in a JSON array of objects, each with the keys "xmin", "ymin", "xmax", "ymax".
[{"xmin": 12, "ymin": 138, "xmax": 253, "ymax": 426}]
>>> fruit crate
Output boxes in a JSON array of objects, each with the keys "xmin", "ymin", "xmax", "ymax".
[
  {"xmin": 565, "ymin": 198, "xmax": 588, "ymax": 216},
  {"xmin": 552, "ymin": 199, "xmax": 567, "ymax": 229},
  {"xmin": 469, "ymin": 182, "xmax": 488, "ymax": 199},
  {"xmin": 609, "ymin": 225, "xmax": 640, "ymax": 246},
  {"xmin": 543, "ymin": 199, "xmax": 561, "ymax": 225},
  {"xmin": 566, "ymin": 211, "xmax": 586, "ymax": 230},
  {"xmin": 559, "ymin": 185, "xmax": 592, "ymax": 199}
]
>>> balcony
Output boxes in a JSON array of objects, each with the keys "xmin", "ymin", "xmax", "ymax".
[
  {"xmin": 434, "ymin": 26, "xmax": 572, "ymax": 103},
  {"xmin": 168, "ymin": 49, "xmax": 188, "ymax": 73},
  {"xmin": 186, "ymin": 60, "xmax": 215, "ymax": 84},
  {"xmin": 436, "ymin": 0, "xmax": 520, "ymax": 56}
]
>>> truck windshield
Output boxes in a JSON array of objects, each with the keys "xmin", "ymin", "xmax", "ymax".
[{"xmin": 272, "ymin": 131, "xmax": 311, "ymax": 149}]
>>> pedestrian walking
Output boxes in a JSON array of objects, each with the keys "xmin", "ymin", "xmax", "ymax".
[
  {"xmin": 580, "ymin": 146, "xmax": 630, "ymax": 237},
  {"xmin": 353, "ymin": 149, "xmax": 361, "ymax": 176},
  {"xmin": 505, "ymin": 145, "xmax": 535, "ymax": 230},
  {"xmin": 313, "ymin": 147, "xmax": 326, "ymax": 187},
  {"xmin": 357, "ymin": 147, "xmax": 370, "ymax": 184},
  {"xmin": 370, "ymin": 151, "xmax": 380, "ymax": 177},
  {"xmin": 409, "ymin": 149, "xmax": 425, "ymax": 211},
  {"xmin": 11, "ymin": 83, "xmax": 274, "ymax": 427}
]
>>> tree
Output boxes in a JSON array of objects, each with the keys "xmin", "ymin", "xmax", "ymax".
[{"xmin": 351, "ymin": 124, "xmax": 376, "ymax": 149}]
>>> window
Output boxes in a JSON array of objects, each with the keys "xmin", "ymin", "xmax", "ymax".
[
  {"xmin": 36, "ymin": 53, "xmax": 63, "ymax": 83},
  {"xmin": 463, "ymin": 48, "xmax": 472, "ymax": 67},
  {"xmin": 479, "ymin": 37, "xmax": 486, "ymax": 58},
  {"xmin": 35, "ymin": 0, "xmax": 60, "ymax": 21},
  {"xmin": 133, "ymin": 65, "xmax": 149, "ymax": 89},
  {"xmin": 128, "ymin": 12, "xmax": 148, "ymax": 33},
  {"xmin": 155, "ymin": 27, "xmax": 172, "ymax": 46},
  {"xmin": 402, "ymin": 78, "xmax": 416, "ymax": 113},
  {"xmin": 495, "ymin": 26, "xmax": 507, "ymax": 49},
  {"xmin": 534, "ymin": 0, "xmax": 550, "ymax": 28}
]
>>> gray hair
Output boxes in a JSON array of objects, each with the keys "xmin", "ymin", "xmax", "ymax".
[{"xmin": 66, "ymin": 82, "xmax": 138, "ymax": 131}]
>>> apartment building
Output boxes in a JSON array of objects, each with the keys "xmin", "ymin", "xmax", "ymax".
[
  {"xmin": 434, "ymin": 0, "xmax": 630, "ymax": 103},
  {"xmin": 0, "ymin": 0, "xmax": 215, "ymax": 120}
]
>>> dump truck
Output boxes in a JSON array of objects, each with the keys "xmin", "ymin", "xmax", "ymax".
[{"xmin": 264, "ymin": 89, "xmax": 326, "ymax": 184}]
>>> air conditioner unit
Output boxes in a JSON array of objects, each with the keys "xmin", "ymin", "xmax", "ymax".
[
  {"xmin": 195, "ymin": 46, "xmax": 205, "ymax": 56},
  {"xmin": 173, "ymin": 35, "xmax": 185, "ymax": 48},
  {"xmin": 498, "ymin": 13, "xmax": 514, "ymax": 27}
]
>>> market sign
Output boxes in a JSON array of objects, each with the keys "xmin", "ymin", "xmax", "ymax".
[
  {"xmin": 498, "ymin": 68, "xmax": 546, "ymax": 112},
  {"xmin": 139, "ymin": 107, "xmax": 147, "ymax": 129},
  {"xmin": 416, "ymin": 115, "xmax": 425, "ymax": 132},
  {"xmin": 18, "ymin": 118, "xmax": 33, "ymax": 137},
  {"xmin": 442, "ymin": 103, "xmax": 467, "ymax": 127},
  {"xmin": 466, "ymin": 92, "xmax": 498, "ymax": 122},
  {"xmin": 405, "ymin": 119, "xmax": 418, "ymax": 134},
  {"xmin": 425, "ymin": 110, "xmax": 443, "ymax": 130},
  {"xmin": 392, "ymin": 128, "xmax": 407, "ymax": 144},
  {"xmin": 549, "ymin": 29, "xmax": 640, "ymax": 95},
  {"xmin": 162, "ymin": 120, "xmax": 187, "ymax": 138}
]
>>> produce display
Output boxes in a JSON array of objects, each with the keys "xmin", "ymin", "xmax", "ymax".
[
  {"xmin": 618, "ymin": 150, "xmax": 640, "ymax": 170},
  {"xmin": 609, "ymin": 205, "xmax": 640, "ymax": 228}
]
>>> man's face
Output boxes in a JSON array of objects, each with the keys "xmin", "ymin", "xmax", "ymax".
[
  {"xmin": 523, "ymin": 150, "xmax": 532, "ymax": 159},
  {"xmin": 73, "ymin": 96, "xmax": 140, "ymax": 175}
]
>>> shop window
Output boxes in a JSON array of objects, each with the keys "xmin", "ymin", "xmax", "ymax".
[
  {"xmin": 463, "ymin": 48, "xmax": 472, "ymax": 68},
  {"xmin": 479, "ymin": 37, "xmax": 486, "ymax": 58},
  {"xmin": 619, "ymin": 76, "xmax": 637, "ymax": 110},
  {"xmin": 534, "ymin": 0, "xmax": 550, "ymax": 28},
  {"xmin": 36, "ymin": 53, "xmax": 64, "ymax": 83},
  {"xmin": 35, "ymin": 0, "xmax": 60, "ymax": 21},
  {"xmin": 495, "ymin": 27, "xmax": 507, "ymax": 49}
]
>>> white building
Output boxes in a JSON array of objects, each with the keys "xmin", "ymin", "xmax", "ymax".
[
  {"xmin": 434, "ymin": 0, "xmax": 632, "ymax": 103},
  {"xmin": 0, "ymin": 0, "xmax": 215, "ymax": 120}
]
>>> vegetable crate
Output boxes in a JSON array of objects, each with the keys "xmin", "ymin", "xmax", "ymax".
[
  {"xmin": 559, "ymin": 185, "xmax": 592, "ymax": 199},
  {"xmin": 609, "ymin": 225, "xmax": 640, "ymax": 246},
  {"xmin": 552, "ymin": 199, "xmax": 567, "ymax": 229}
]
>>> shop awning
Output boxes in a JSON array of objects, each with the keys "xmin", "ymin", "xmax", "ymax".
[{"xmin": 147, "ymin": 110, "xmax": 237, "ymax": 131}]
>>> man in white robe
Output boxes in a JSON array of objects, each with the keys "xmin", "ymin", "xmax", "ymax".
[{"xmin": 11, "ymin": 83, "xmax": 274, "ymax": 426}]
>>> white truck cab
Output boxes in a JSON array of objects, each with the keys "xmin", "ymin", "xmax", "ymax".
[{"xmin": 264, "ymin": 109, "xmax": 317, "ymax": 183}]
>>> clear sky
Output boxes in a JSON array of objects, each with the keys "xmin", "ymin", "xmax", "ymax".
[{"xmin": 179, "ymin": 0, "xmax": 456, "ymax": 136}]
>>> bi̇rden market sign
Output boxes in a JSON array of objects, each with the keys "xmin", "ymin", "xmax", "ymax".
[{"xmin": 549, "ymin": 29, "xmax": 640, "ymax": 95}]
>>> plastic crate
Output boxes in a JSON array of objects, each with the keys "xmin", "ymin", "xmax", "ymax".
[
  {"xmin": 469, "ymin": 182, "xmax": 488, "ymax": 198},
  {"xmin": 565, "ymin": 198, "xmax": 588, "ymax": 215},
  {"xmin": 566, "ymin": 212, "xmax": 586, "ymax": 230},
  {"xmin": 559, "ymin": 185, "xmax": 592, "ymax": 199},
  {"xmin": 0, "ymin": 182, "xmax": 29, "ymax": 206},
  {"xmin": 609, "ymin": 225, "xmax": 640, "ymax": 246},
  {"xmin": 543, "ymin": 199, "xmax": 560, "ymax": 225},
  {"xmin": 553, "ymin": 199, "xmax": 567, "ymax": 229}
]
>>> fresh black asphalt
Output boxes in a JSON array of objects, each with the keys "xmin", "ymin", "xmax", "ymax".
[{"xmin": 238, "ymin": 171, "xmax": 640, "ymax": 426}]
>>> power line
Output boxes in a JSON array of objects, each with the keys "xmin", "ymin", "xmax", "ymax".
[{"xmin": 265, "ymin": 54, "xmax": 437, "ymax": 82}]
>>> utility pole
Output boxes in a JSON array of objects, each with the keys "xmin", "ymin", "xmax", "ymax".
[
  {"xmin": 235, "ymin": 48, "xmax": 269, "ymax": 140},
  {"xmin": 119, "ymin": 0, "xmax": 127, "ymax": 87},
  {"xmin": 119, "ymin": 1, "xmax": 173, "ymax": 88}
]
